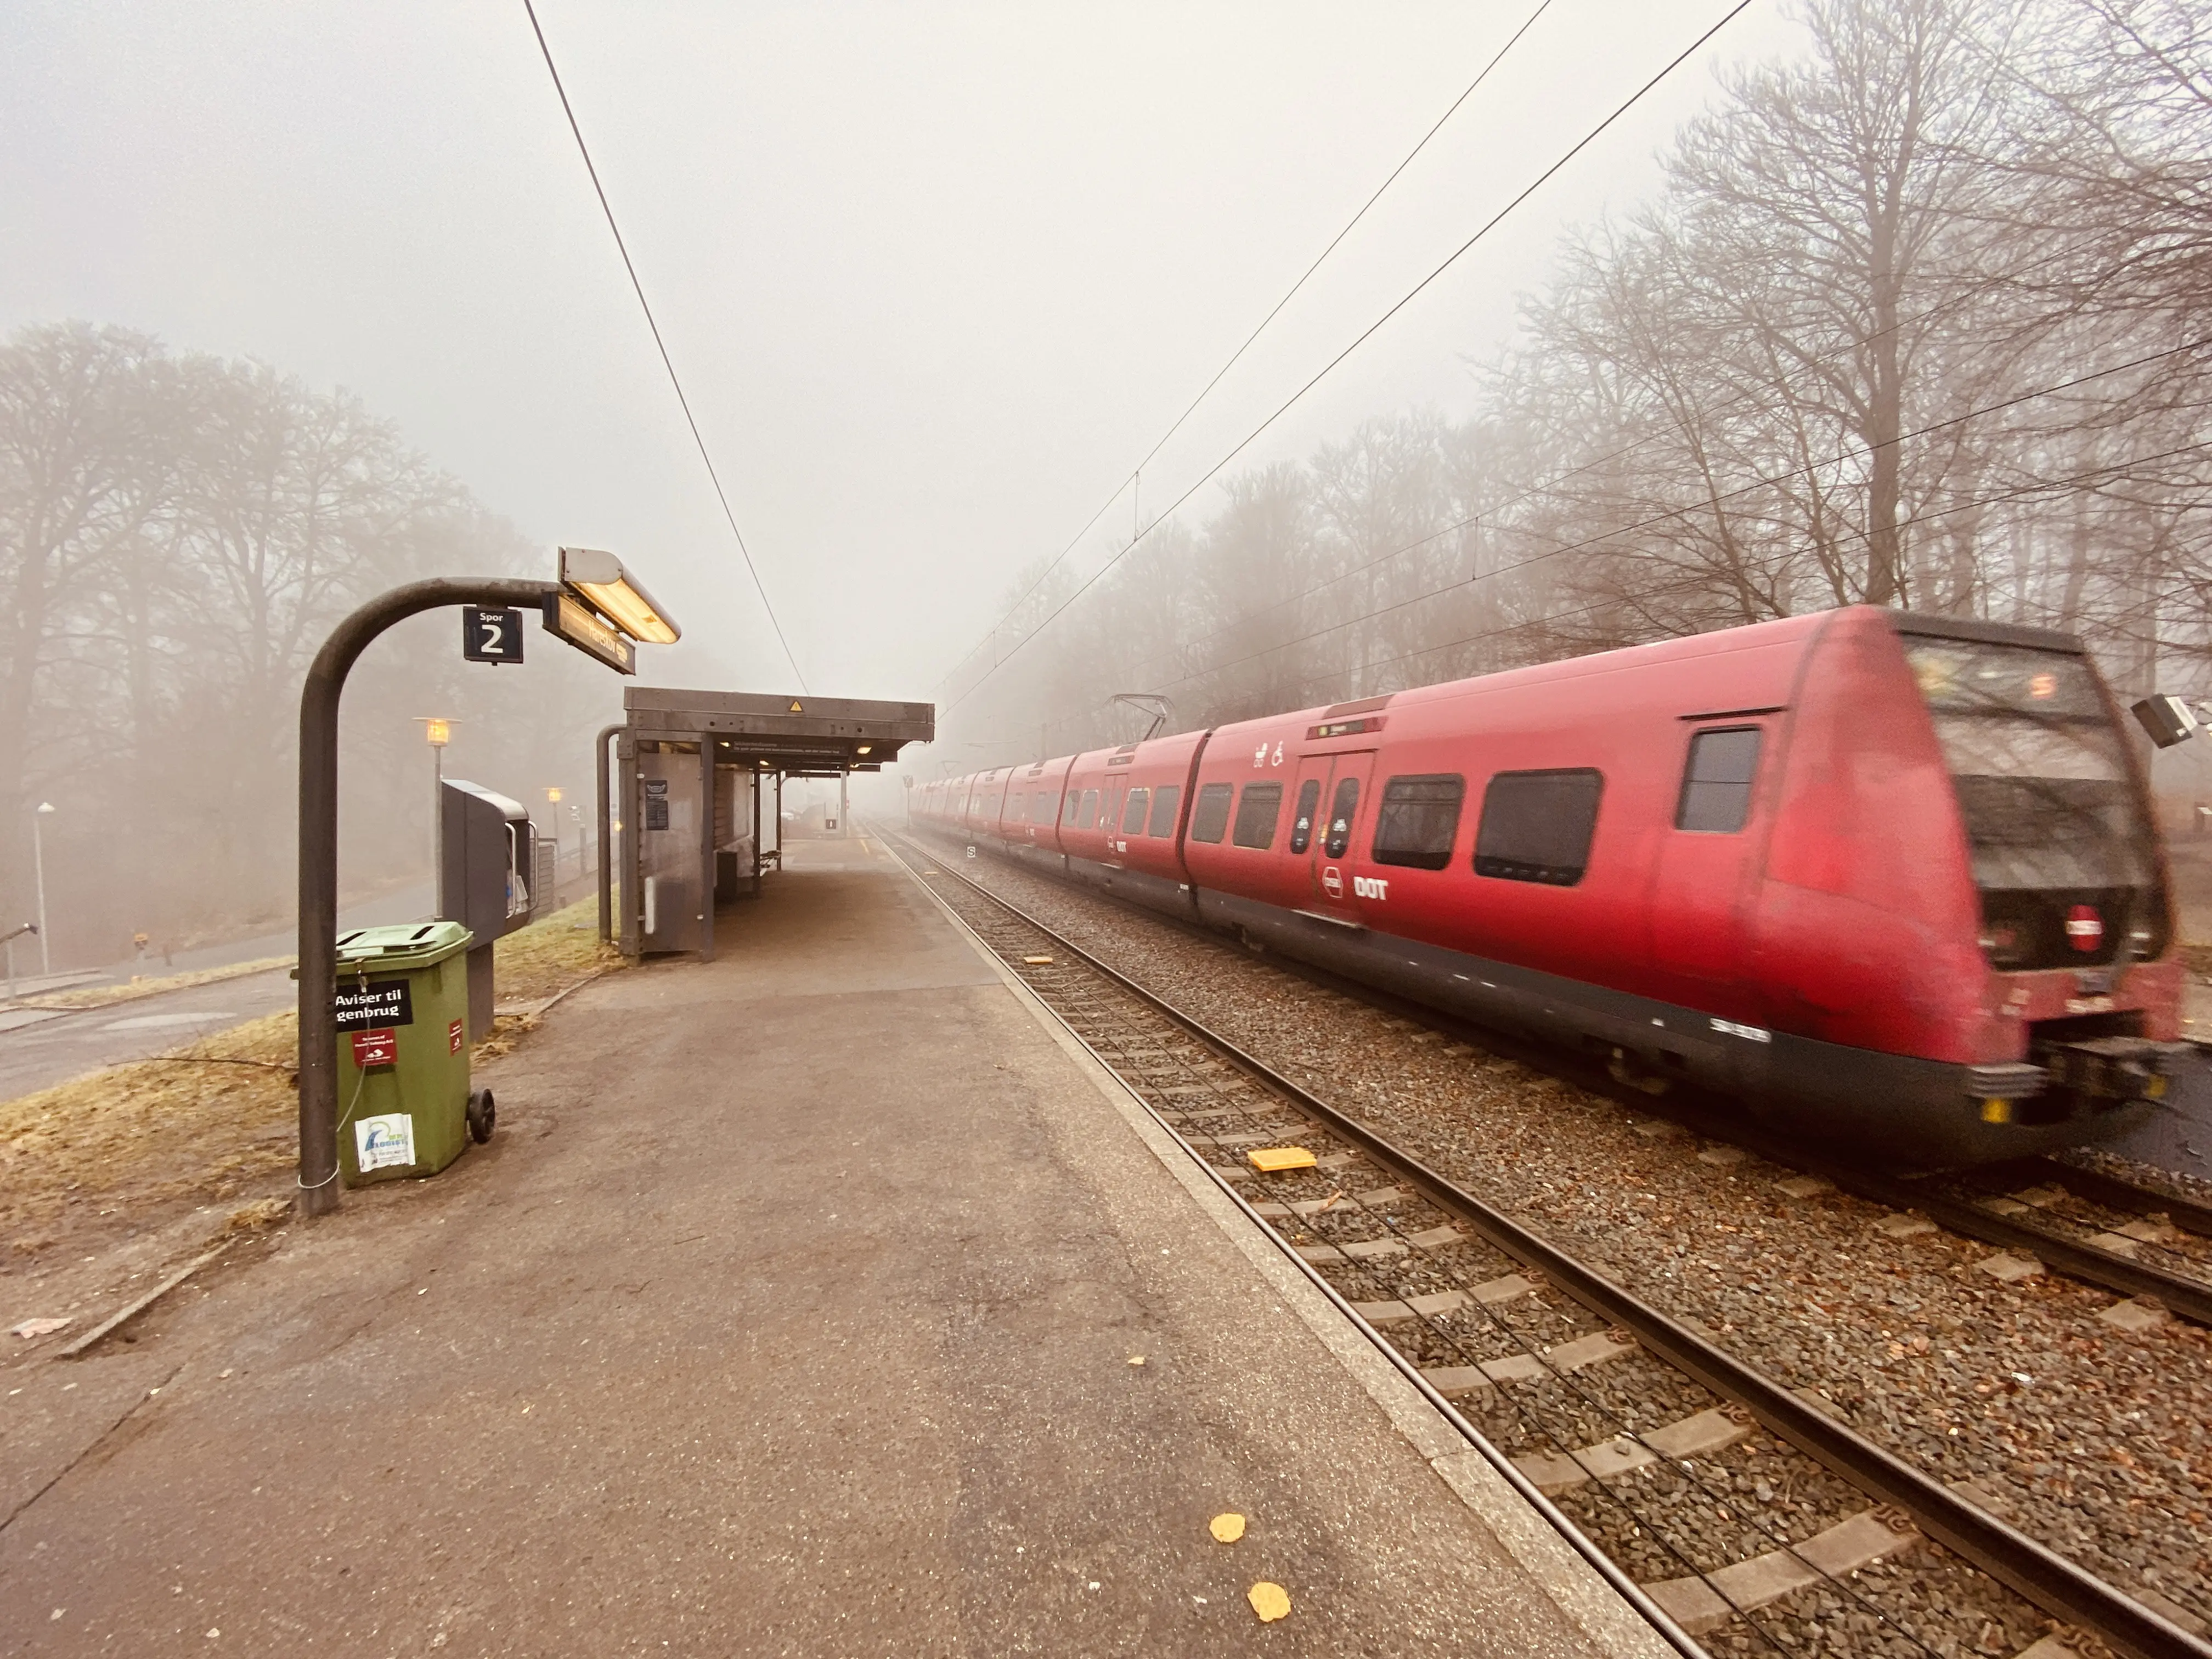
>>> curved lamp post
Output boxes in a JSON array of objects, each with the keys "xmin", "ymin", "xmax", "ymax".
[{"xmin": 296, "ymin": 554, "xmax": 675, "ymax": 1217}]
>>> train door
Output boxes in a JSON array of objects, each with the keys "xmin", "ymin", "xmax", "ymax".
[
  {"xmin": 1300, "ymin": 751, "xmax": 1375, "ymax": 923},
  {"xmin": 1649, "ymin": 722, "xmax": 1768, "ymax": 990}
]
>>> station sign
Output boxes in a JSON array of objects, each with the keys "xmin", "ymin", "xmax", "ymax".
[
  {"xmin": 541, "ymin": 591, "xmax": 636, "ymax": 675},
  {"xmin": 462, "ymin": 606, "xmax": 526, "ymax": 664}
]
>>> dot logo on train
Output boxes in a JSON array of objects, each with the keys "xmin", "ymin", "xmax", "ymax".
[
  {"xmin": 2066, "ymin": 905, "xmax": 2104, "ymax": 952},
  {"xmin": 915, "ymin": 607, "xmax": 2184, "ymax": 1168}
]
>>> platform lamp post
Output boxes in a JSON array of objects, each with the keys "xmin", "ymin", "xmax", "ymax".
[
  {"xmin": 415, "ymin": 716, "xmax": 454, "ymax": 900},
  {"xmin": 544, "ymin": 787, "xmax": 563, "ymax": 883},
  {"xmin": 32, "ymin": 802, "xmax": 55, "ymax": 977},
  {"xmin": 296, "ymin": 550, "xmax": 678, "ymax": 1217}
]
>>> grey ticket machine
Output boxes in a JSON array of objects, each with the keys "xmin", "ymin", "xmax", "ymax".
[{"xmin": 439, "ymin": 779, "xmax": 539, "ymax": 1037}]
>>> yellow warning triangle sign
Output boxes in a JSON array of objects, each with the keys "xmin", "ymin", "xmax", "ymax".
[{"xmin": 788, "ymin": 699, "xmax": 804, "ymax": 713}]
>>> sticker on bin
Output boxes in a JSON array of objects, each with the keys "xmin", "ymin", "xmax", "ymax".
[
  {"xmin": 1248, "ymin": 1146, "xmax": 1318, "ymax": 1173},
  {"xmin": 352, "ymin": 1029, "xmax": 398, "ymax": 1068},
  {"xmin": 448, "ymin": 1018, "xmax": 465, "ymax": 1055},
  {"xmin": 335, "ymin": 977, "xmax": 414, "ymax": 1030},
  {"xmin": 354, "ymin": 1112, "xmax": 416, "ymax": 1172}
]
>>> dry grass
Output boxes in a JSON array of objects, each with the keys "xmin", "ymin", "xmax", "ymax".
[
  {"xmin": 8, "ymin": 955, "xmax": 292, "ymax": 1011},
  {"xmin": 493, "ymin": 894, "xmax": 624, "ymax": 1001},
  {"xmin": 1, "ymin": 1011, "xmax": 298, "ymax": 1255},
  {"xmin": 0, "ymin": 896, "xmax": 625, "ymax": 1260}
]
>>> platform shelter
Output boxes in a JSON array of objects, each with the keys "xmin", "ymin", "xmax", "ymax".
[{"xmin": 605, "ymin": 686, "xmax": 932, "ymax": 960}]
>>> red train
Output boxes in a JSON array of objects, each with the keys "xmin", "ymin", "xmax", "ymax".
[{"xmin": 915, "ymin": 607, "xmax": 2185, "ymax": 1167}]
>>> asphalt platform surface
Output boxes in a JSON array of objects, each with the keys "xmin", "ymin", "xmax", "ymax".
[{"xmin": 0, "ymin": 837, "xmax": 1654, "ymax": 1658}]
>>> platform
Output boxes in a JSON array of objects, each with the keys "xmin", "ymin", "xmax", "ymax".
[{"xmin": 0, "ymin": 838, "xmax": 1666, "ymax": 1656}]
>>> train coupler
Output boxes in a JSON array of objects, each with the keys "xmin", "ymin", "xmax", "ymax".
[{"xmin": 2032, "ymin": 1036, "xmax": 2188, "ymax": 1106}]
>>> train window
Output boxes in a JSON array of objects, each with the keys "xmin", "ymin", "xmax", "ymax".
[
  {"xmin": 1233, "ymin": 783, "xmax": 1284, "ymax": 849},
  {"xmin": 1474, "ymin": 770, "xmax": 1602, "ymax": 885},
  {"xmin": 1147, "ymin": 785, "xmax": 1180, "ymax": 837},
  {"xmin": 1677, "ymin": 729, "xmax": 1762, "ymax": 833},
  {"xmin": 1288, "ymin": 779, "xmax": 1322, "ymax": 854},
  {"xmin": 1078, "ymin": 789, "xmax": 1099, "ymax": 829},
  {"xmin": 1373, "ymin": 774, "xmax": 1465, "ymax": 870},
  {"xmin": 1008, "ymin": 792, "xmax": 1026, "ymax": 823},
  {"xmin": 1062, "ymin": 792, "xmax": 1080, "ymax": 826},
  {"xmin": 1322, "ymin": 777, "xmax": 1360, "ymax": 859},
  {"xmin": 1121, "ymin": 789, "xmax": 1150, "ymax": 834},
  {"xmin": 1190, "ymin": 782, "xmax": 1233, "ymax": 843}
]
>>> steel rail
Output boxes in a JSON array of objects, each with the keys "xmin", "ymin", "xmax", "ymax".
[
  {"xmin": 882, "ymin": 836, "xmax": 1707, "ymax": 1659},
  {"xmin": 1822, "ymin": 1163, "xmax": 2212, "ymax": 1328},
  {"xmin": 2018, "ymin": 1159, "xmax": 2212, "ymax": 1239},
  {"xmin": 936, "ymin": 828, "xmax": 2212, "ymax": 1328},
  {"xmin": 891, "ymin": 826, "xmax": 2212, "ymax": 1659}
]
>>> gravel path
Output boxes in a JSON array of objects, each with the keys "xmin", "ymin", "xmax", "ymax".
[{"xmin": 929, "ymin": 838, "xmax": 2212, "ymax": 1645}]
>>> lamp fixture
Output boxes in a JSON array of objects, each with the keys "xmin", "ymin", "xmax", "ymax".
[{"xmin": 558, "ymin": 547, "xmax": 681, "ymax": 645}]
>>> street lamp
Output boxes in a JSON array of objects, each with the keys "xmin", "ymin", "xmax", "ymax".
[
  {"xmin": 32, "ymin": 802, "xmax": 54, "ymax": 977},
  {"xmin": 545, "ymin": 787, "xmax": 566, "ymax": 883},
  {"xmin": 416, "ymin": 718, "xmax": 455, "ymax": 892},
  {"xmin": 296, "ymin": 551, "xmax": 679, "ymax": 1217},
  {"xmin": 558, "ymin": 548, "xmax": 680, "ymax": 644}
]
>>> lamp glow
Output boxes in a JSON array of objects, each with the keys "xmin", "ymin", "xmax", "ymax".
[{"xmin": 558, "ymin": 547, "xmax": 681, "ymax": 645}]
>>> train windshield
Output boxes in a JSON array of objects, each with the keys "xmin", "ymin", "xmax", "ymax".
[{"xmin": 1904, "ymin": 637, "xmax": 2164, "ymax": 969}]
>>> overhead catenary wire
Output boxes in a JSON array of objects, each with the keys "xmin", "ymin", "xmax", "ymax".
[
  {"xmin": 521, "ymin": 0, "xmax": 809, "ymax": 692},
  {"xmin": 1110, "ymin": 232, "xmax": 2124, "ymax": 690},
  {"xmin": 1194, "ymin": 434, "xmax": 2212, "ymax": 711},
  {"xmin": 1007, "ymin": 427, "xmax": 2212, "ymax": 757},
  {"xmin": 933, "ymin": 0, "xmax": 1560, "ymax": 695},
  {"xmin": 1126, "ymin": 335, "xmax": 2212, "ymax": 697},
  {"xmin": 943, "ymin": 0, "xmax": 1757, "ymax": 717}
]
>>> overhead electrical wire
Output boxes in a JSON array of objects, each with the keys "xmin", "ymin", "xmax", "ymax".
[
  {"xmin": 1180, "ymin": 434, "xmax": 2212, "ymax": 714},
  {"xmin": 944, "ymin": 0, "xmax": 1756, "ymax": 716},
  {"xmin": 933, "ymin": 0, "xmax": 1559, "ymax": 693},
  {"xmin": 1135, "ymin": 335, "xmax": 2212, "ymax": 693},
  {"xmin": 1110, "ymin": 233, "xmax": 2117, "ymax": 688},
  {"xmin": 521, "ymin": 0, "xmax": 809, "ymax": 691}
]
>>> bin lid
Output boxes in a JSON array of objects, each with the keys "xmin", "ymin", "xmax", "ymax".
[{"xmin": 334, "ymin": 920, "xmax": 474, "ymax": 971}]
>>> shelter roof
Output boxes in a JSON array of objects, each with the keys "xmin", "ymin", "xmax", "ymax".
[{"xmin": 622, "ymin": 687, "xmax": 933, "ymax": 772}]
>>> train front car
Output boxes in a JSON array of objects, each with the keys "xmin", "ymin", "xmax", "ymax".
[{"xmin": 1751, "ymin": 608, "xmax": 2183, "ymax": 1165}]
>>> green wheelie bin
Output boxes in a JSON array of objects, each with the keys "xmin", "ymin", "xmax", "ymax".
[{"xmin": 331, "ymin": 921, "xmax": 494, "ymax": 1186}]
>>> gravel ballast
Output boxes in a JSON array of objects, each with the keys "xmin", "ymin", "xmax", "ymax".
[{"xmin": 916, "ymin": 836, "xmax": 2212, "ymax": 1645}]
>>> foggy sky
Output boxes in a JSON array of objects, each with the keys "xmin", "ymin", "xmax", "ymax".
[{"xmin": 1, "ymin": 1, "xmax": 1805, "ymax": 704}]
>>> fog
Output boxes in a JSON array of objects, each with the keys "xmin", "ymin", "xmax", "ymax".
[
  {"xmin": 8, "ymin": 0, "xmax": 2207, "ymax": 966},
  {"xmin": 2, "ymin": 1, "xmax": 1803, "ymax": 693}
]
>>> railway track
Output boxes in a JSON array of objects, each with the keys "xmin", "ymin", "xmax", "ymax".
[{"xmin": 885, "ymin": 827, "xmax": 2211, "ymax": 1659}]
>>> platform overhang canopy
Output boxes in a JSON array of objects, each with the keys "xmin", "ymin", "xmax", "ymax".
[{"xmin": 622, "ymin": 687, "xmax": 934, "ymax": 773}]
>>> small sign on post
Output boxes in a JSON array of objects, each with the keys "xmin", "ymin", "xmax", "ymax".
[
  {"xmin": 462, "ymin": 607, "xmax": 526, "ymax": 664},
  {"xmin": 541, "ymin": 592, "xmax": 636, "ymax": 675}
]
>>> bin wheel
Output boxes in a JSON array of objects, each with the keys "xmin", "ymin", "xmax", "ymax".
[{"xmin": 467, "ymin": 1088, "xmax": 496, "ymax": 1144}]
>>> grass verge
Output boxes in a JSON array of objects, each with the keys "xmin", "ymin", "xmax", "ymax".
[
  {"xmin": 1, "ymin": 896, "xmax": 624, "ymax": 1260},
  {"xmin": 6, "ymin": 955, "xmax": 294, "ymax": 1012}
]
